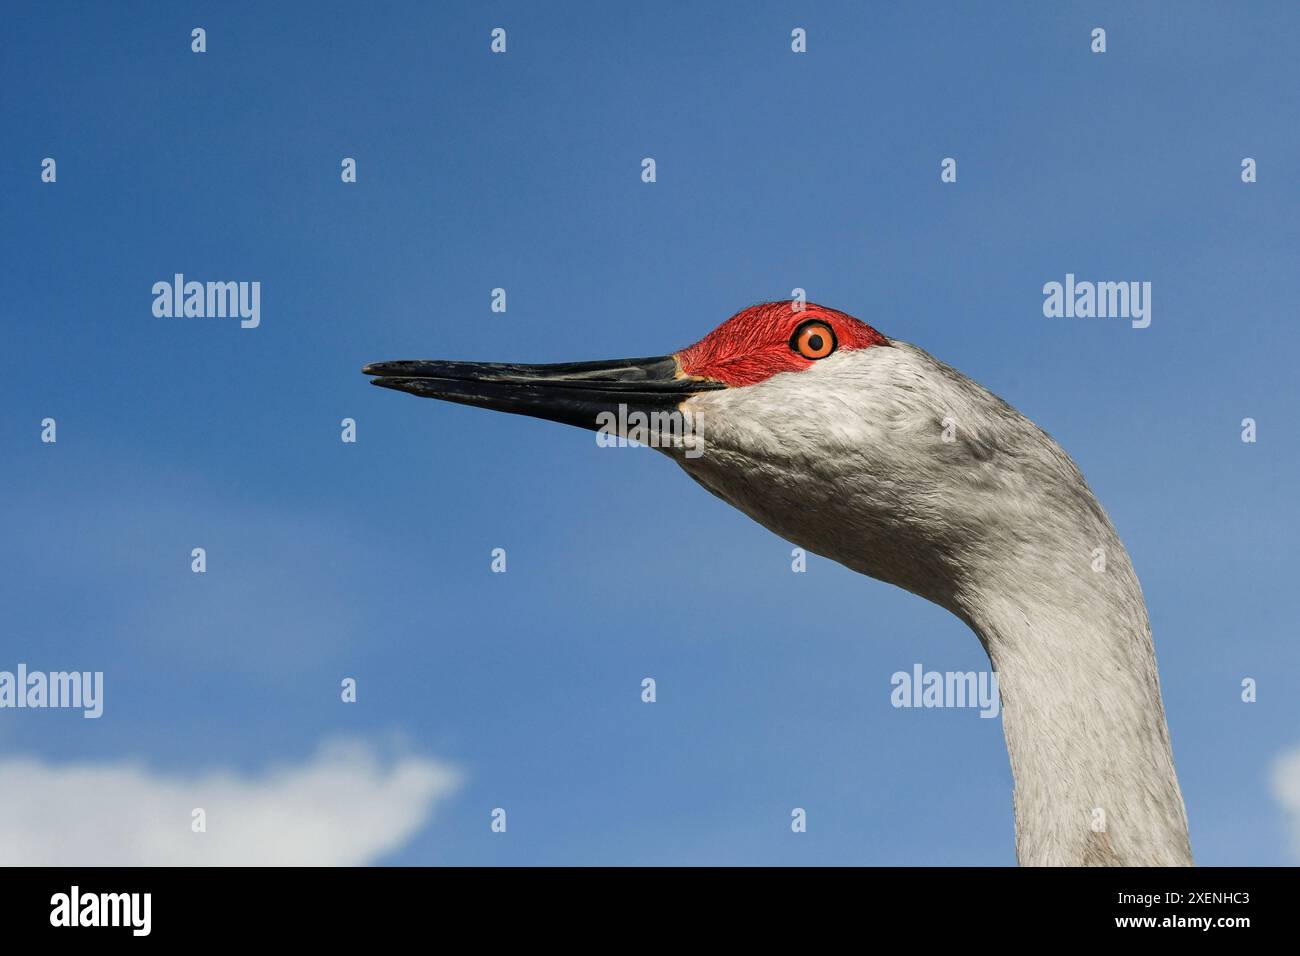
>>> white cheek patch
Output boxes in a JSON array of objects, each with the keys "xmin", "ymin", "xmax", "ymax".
[{"xmin": 683, "ymin": 349, "xmax": 897, "ymax": 454}]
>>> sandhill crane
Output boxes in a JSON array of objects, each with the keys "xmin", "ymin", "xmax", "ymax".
[{"xmin": 364, "ymin": 300, "xmax": 1193, "ymax": 866}]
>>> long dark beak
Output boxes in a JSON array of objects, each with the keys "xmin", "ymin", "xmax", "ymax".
[{"xmin": 362, "ymin": 355, "xmax": 725, "ymax": 432}]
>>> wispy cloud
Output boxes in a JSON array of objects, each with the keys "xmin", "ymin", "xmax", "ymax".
[
  {"xmin": 0, "ymin": 737, "xmax": 463, "ymax": 865},
  {"xmin": 1271, "ymin": 744, "xmax": 1300, "ymax": 861}
]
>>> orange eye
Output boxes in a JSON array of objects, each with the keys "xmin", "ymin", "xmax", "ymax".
[{"xmin": 790, "ymin": 320, "xmax": 837, "ymax": 360}]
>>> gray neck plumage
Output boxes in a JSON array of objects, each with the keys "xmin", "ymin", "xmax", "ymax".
[
  {"xmin": 675, "ymin": 340, "xmax": 1194, "ymax": 864},
  {"xmin": 958, "ymin": 522, "xmax": 1193, "ymax": 866}
]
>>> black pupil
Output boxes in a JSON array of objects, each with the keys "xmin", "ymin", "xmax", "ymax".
[{"xmin": 806, "ymin": 333, "xmax": 824, "ymax": 352}]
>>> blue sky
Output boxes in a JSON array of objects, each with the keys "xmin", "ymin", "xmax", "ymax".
[{"xmin": 2, "ymin": 1, "xmax": 1298, "ymax": 865}]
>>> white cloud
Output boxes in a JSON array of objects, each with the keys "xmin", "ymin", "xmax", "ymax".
[
  {"xmin": 1271, "ymin": 744, "xmax": 1300, "ymax": 861},
  {"xmin": 0, "ymin": 737, "xmax": 463, "ymax": 865}
]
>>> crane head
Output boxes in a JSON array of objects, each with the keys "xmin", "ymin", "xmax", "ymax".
[
  {"xmin": 363, "ymin": 301, "xmax": 888, "ymax": 430},
  {"xmin": 365, "ymin": 300, "xmax": 1059, "ymax": 612}
]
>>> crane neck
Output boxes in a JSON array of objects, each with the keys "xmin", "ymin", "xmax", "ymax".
[{"xmin": 958, "ymin": 540, "xmax": 1193, "ymax": 866}]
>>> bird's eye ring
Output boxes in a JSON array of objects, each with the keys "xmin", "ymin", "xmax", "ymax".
[{"xmin": 790, "ymin": 319, "xmax": 837, "ymax": 360}]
